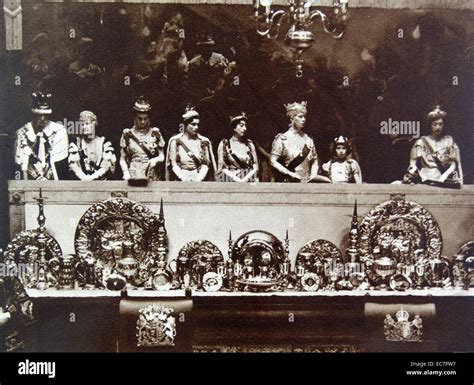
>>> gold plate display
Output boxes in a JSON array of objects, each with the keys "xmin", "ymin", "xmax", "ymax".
[
  {"xmin": 358, "ymin": 199, "xmax": 443, "ymax": 264},
  {"xmin": 301, "ymin": 272, "xmax": 321, "ymax": 292},
  {"xmin": 202, "ymin": 272, "xmax": 223, "ymax": 292},
  {"xmin": 296, "ymin": 239, "xmax": 342, "ymax": 270},
  {"xmin": 236, "ymin": 277, "xmax": 280, "ymax": 290},
  {"xmin": 231, "ymin": 230, "xmax": 285, "ymax": 274},
  {"xmin": 74, "ymin": 198, "xmax": 161, "ymax": 284},
  {"xmin": 3, "ymin": 229, "xmax": 62, "ymax": 287},
  {"xmin": 174, "ymin": 240, "xmax": 224, "ymax": 288}
]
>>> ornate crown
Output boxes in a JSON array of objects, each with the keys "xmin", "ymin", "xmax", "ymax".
[
  {"xmin": 230, "ymin": 112, "xmax": 247, "ymax": 124},
  {"xmin": 139, "ymin": 304, "xmax": 173, "ymax": 323},
  {"xmin": 182, "ymin": 105, "xmax": 199, "ymax": 121},
  {"xmin": 31, "ymin": 92, "xmax": 52, "ymax": 114},
  {"xmin": 284, "ymin": 101, "xmax": 307, "ymax": 115},
  {"xmin": 396, "ymin": 307, "xmax": 410, "ymax": 322},
  {"xmin": 427, "ymin": 105, "xmax": 447, "ymax": 120},
  {"xmin": 332, "ymin": 135, "xmax": 352, "ymax": 156},
  {"xmin": 133, "ymin": 96, "xmax": 151, "ymax": 113}
]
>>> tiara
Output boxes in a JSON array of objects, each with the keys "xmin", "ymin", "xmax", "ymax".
[
  {"xmin": 334, "ymin": 135, "xmax": 349, "ymax": 145},
  {"xmin": 79, "ymin": 110, "xmax": 97, "ymax": 121},
  {"xmin": 182, "ymin": 105, "xmax": 199, "ymax": 121},
  {"xmin": 284, "ymin": 101, "xmax": 307, "ymax": 113},
  {"xmin": 133, "ymin": 96, "xmax": 151, "ymax": 112},
  {"xmin": 427, "ymin": 105, "xmax": 447, "ymax": 119},
  {"xmin": 230, "ymin": 112, "xmax": 247, "ymax": 123}
]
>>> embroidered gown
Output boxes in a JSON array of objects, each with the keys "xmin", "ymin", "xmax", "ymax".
[
  {"xmin": 165, "ymin": 133, "xmax": 216, "ymax": 181},
  {"xmin": 410, "ymin": 135, "xmax": 463, "ymax": 184},
  {"xmin": 120, "ymin": 127, "xmax": 165, "ymax": 180},
  {"xmin": 217, "ymin": 137, "xmax": 258, "ymax": 182},
  {"xmin": 271, "ymin": 129, "xmax": 318, "ymax": 182},
  {"xmin": 68, "ymin": 136, "xmax": 116, "ymax": 180}
]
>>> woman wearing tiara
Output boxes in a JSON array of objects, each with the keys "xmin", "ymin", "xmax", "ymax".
[
  {"xmin": 404, "ymin": 105, "xmax": 463, "ymax": 187},
  {"xmin": 68, "ymin": 111, "xmax": 116, "ymax": 180},
  {"xmin": 165, "ymin": 106, "xmax": 216, "ymax": 181},
  {"xmin": 270, "ymin": 101, "xmax": 326, "ymax": 183},
  {"xmin": 216, "ymin": 112, "xmax": 259, "ymax": 182},
  {"xmin": 119, "ymin": 96, "xmax": 166, "ymax": 181}
]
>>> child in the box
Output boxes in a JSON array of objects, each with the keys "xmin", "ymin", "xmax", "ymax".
[{"xmin": 321, "ymin": 136, "xmax": 362, "ymax": 184}]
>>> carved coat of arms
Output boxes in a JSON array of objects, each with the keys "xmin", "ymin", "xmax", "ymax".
[
  {"xmin": 136, "ymin": 304, "xmax": 176, "ymax": 347},
  {"xmin": 384, "ymin": 308, "xmax": 423, "ymax": 342}
]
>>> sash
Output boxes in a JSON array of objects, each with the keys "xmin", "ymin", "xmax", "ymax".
[
  {"xmin": 274, "ymin": 143, "xmax": 310, "ymax": 182},
  {"xmin": 224, "ymin": 139, "xmax": 251, "ymax": 170},
  {"xmin": 421, "ymin": 137, "xmax": 449, "ymax": 173},
  {"xmin": 176, "ymin": 138, "xmax": 202, "ymax": 169},
  {"xmin": 285, "ymin": 144, "xmax": 310, "ymax": 172},
  {"xmin": 128, "ymin": 133, "xmax": 155, "ymax": 159}
]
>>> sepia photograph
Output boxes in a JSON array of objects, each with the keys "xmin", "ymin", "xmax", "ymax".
[{"xmin": 0, "ymin": 0, "xmax": 473, "ymax": 378}]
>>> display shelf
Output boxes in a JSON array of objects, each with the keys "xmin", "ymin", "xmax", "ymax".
[{"xmin": 27, "ymin": 287, "xmax": 474, "ymax": 298}]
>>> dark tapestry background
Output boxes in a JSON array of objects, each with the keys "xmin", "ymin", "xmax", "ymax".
[{"xmin": 0, "ymin": 2, "xmax": 473, "ymax": 185}]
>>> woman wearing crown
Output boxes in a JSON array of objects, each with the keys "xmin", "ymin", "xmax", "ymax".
[
  {"xmin": 119, "ymin": 97, "xmax": 165, "ymax": 181},
  {"xmin": 68, "ymin": 111, "xmax": 116, "ymax": 180},
  {"xmin": 321, "ymin": 136, "xmax": 362, "ymax": 183},
  {"xmin": 406, "ymin": 106, "xmax": 463, "ymax": 187},
  {"xmin": 270, "ymin": 101, "xmax": 324, "ymax": 183},
  {"xmin": 165, "ymin": 106, "xmax": 216, "ymax": 182},
  {"xmin": 216, "ymin": 113, "xmax": 259, "ymax": 182}
]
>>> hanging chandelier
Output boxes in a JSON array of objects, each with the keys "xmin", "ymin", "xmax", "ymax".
[{"xmin": 254, "ymin": 0, "xmax": 348, "ymax": 77}]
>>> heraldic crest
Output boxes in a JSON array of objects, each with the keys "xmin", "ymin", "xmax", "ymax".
[
  {"xmin": 384, "ymin": 307, "xmax": 423, "ymax": 342},
  {"xmin": 136, "ymin": 304, "xmax": 176, "ymax": 347}
]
